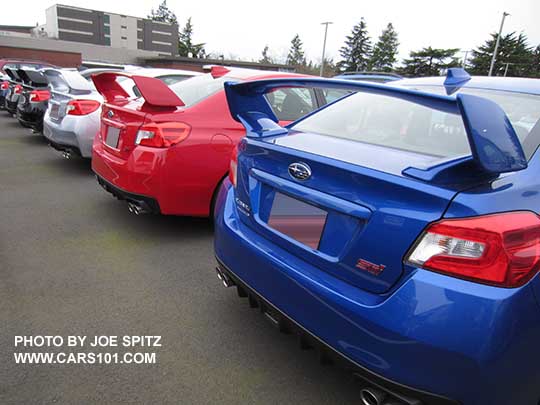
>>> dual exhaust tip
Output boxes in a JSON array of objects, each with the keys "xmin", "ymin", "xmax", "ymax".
[
  {"xmin": 215, "ymin": 266, "xmax": 235, "ymax": 288},
  {"xmin": 61, "ymin": 150, "xmax": 72, "ymax": 160},
  {"xmin": 127, "ymin": 201, "xmax": 148, "ymax": 216}
]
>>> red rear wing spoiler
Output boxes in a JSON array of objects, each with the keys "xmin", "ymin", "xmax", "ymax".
[{"xmin": 91, "ymin": 72, "xmax": 185, "ymax": 107}]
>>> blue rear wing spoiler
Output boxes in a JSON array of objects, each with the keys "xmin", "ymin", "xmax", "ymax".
[{"xmin": 224, "ymin": 77, "xmax": 527, "ymax": 175}]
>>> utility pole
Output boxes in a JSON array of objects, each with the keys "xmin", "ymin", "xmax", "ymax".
[
  {"xmin": 503, "ymin": 62, "xmax": 514, "ymax": 77},
  {"xmin": 489, "ymin": 12, "xmax": 510, "ymax": 76},
  {"xmin": 320, "ymin": 22, "xmax": 333, "ymax": 77},
  {"xmin": 461, "ymin": 50, "xmax": 471, "ymax": 68}
]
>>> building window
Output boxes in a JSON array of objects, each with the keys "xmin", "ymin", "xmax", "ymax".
[
  {"xmin": 103, "ymin": 14, "xmax": 110, "ymax": 23},
  {"xmin": 103, "ymin": 25, "xmax": 110, "ymax": 35},
  {"xmin": 121, "ymin": 25, "xmax": 127, "ymax": 29},
  {"xmin": 121, "ymin": 36, "xmax": 127, "ymax": 40},
  {"xmin": 104, "ymin": 37, "xmax": 111, "ymax": 46}
]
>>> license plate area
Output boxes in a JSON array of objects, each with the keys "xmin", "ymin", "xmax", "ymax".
[
  {"xmin": 267, "ymin": 192, "xmax": 327, "ymax": 250},
  {"xmin": 50, "ymin": 104, "xmax": 60, "ymax": 120},
  {"xmin": 105, "ymin": 126, "xmax": 121, "ymax": 148}
]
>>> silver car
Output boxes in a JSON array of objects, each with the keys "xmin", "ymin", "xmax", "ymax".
[{"xmin": 42, "ymin": 68, "xmax": 201, "ymax": 159}]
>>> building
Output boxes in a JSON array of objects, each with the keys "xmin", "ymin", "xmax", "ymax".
[
  {"xmin": 41, "ymin": 4, "xmax": 178, "ymax": 56},
  {"xmin": 143, "ymin": 56, "xmax": 296, "ymax": 73}
]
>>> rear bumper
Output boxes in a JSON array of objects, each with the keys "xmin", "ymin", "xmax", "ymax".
[
  {"xmin": 214, "ymin": 181, "xmax": 540, "ymax": 405},
  {"xmin": 94, "ymin": 174, "xmax": 160, "ymax": 214},
  {"xmin": 5, "ymin": 99, "xmax": 17, "ymax": 114},
  {"xmin": 16, "ymin": 105, "xmax": 45, "ymax": 131},
  {"xmin": 42, "ymin": 110, "xmax": 97, "ymax": 158}
]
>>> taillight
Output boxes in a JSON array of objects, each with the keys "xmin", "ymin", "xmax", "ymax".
[
  {"xmin": 406, "ymin": 212, "xmax": 540, "ymax": 288},
  {"xmin": 67, "ymin": 100, "xmax": 101, "ymax": 116},
  {"xmin": 14, "ymin": 84, "xmax": 22, "ymax": 94},
  {"xmin": 29, "ymin": 90, "xmax": 50, "ymax": 103},
  {"xmin": 229, "ymin": 144, "xmax": 238, "ymax": 187},
  {"xmin": 135, "ymin": 122, "xmax": 191, "ymax": 148},
  {"xmin": 0, "ymin": 81, "xmax": 8, "ymax": 90}
]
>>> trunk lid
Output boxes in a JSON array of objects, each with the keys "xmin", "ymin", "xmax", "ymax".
[{"xmin": 234, "ymin": 133, "xmax": 460, "ymax": 293}]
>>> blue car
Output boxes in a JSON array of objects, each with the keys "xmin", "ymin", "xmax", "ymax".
[{"xmin": 213, "ymin": 69, "xmax": 540, "ymax": 405}]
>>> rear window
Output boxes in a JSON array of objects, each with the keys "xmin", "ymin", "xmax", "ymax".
[
  {"xmin": 293, "ymin": 92, "xmax": 470, "ymax": 158},
  {"xmin": 293, "ymin": 87, "xmax": 540, "ymax": 160},
  {"xmin": 265, "ymin": 88, "xmax": 317, "ymax": 121},
  {"xmin": 169, "ymin": 74, "xmax": 231, "ymax": 107}
]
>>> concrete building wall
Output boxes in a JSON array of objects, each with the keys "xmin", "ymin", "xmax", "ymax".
[{"xmin": 0, "ymin": 35, "xmax": 163, "ymax": 65}]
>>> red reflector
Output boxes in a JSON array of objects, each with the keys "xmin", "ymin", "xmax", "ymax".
[
  {"xmin": 406, "ymin": 212, "xmax": 540, "ymax": 287},
  {"xmin": 14, "ymin": 84, "xmax": 22, "ymax": 94},
  {"xmin": 67, "ymin": 99, "xmax": 101, "ymax": 115},
  {"xmin": 29, "ymin": 89, "xmax": 50, "ymax": 103},
  {"xmin": 0, "ymin": 81, "xmax": 9, "ymax": 90}
]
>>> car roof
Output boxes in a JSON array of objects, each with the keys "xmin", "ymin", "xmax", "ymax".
[
  {"xmin": 394, "ymin": 76, "xmax": 540, "ymax": 96},
  {"xmin": 125, "ymin": 67, "xmax": 202, "ymax": 78}
]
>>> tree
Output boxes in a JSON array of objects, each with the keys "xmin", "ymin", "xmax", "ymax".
[
  {"xmin": 468, "ymin": 32, "xmax": 534, "ymax": 77},
  {"xmin": 370, "ymin": 23, "xmax": 399, "ymax": 72},
  {"xmin": 148, "ymin": 0, "xmax": 177, "ymax": 25},
  {"xmin": 260, "ymin": 45, "xmax": 273, "ymax": 64},
  {"xmin": 530, "ymin": 45, "xmax": 540, "ymax": 78},
  {"xmin": 178, "ymin": 17, "xmax": 206, "ymax": 58},
  {"xmin": 287, "ymin": 34, "xmax": 306, "ymax": 67},
  {"xmin": 398, "ymin": 47, "xmax": 460, "ymax": 77},
  {"xmin": 338, "ymin": 18, "xmax": 372, "ymax": 72}
]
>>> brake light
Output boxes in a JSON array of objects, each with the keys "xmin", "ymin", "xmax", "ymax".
[
  {"xmin": 14, "ymin": 84, "xmax": 22, "ymax": 94},
  {"xmin": 29, "ymin": 90, "xmax": 50, "ymax": 103},
  {"xmin": 0, "ymin": 81, "xmax": 8, "ymax": 90},
  {"xmin": 229, "ymin": 144, "xmax": 238, "ymax": 187},
  {"xmin": 406, "ymin": 212, "xmax": 540, "ymax": 288},
  {"xmin": 135, "ymin": 122, "xmax": 191, "ymax": 148},
  {"xmin": 67, "ymin": 100, "xmax": 101, "ymax": 115}
]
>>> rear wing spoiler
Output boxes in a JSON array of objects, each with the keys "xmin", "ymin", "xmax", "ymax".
[
  {"xmin": 224, "ymin": 75, "xmax": 527, "ymax": 175},
  {"xmin": 16, "ymin": 69, "xmax": 48, "ymax": 88},
  {"xmin": 91, "ymin": 72, "xmax": 184, "ymax": 107},
  {"xmin": 4, "ymin": 68, "xmax": 21, "ymax": 83},
  {"xmin": 42, "ymin": 68, "xmax": 94, "ymax": 95}
]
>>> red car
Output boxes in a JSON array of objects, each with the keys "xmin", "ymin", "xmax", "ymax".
[{"xmin": 91, "ymin": 67, "xmax": 345, "ymax": 217}]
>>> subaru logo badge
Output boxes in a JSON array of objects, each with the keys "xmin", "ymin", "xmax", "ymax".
[
  {"xmin": 107, "ymin": 110, "xmax": 114, "ymax": 118},
  {"xmin": 288, "ymin": 162, "xmax": 311, "ymax": 181}
]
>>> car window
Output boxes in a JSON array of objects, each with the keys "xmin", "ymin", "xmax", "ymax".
[
  {"xmin": 293, "ymin": 91, "xmax": 471, "ymax": 158},
  {"xmin": 158, "ymin": 75, "xmax": 193, "ymax": 86},
  {"xmin": 403, "ymin": 85, "xmax": 540, "ymax": 160},
  {"xmin": 169, "ymin": 74, "xmax": 231, "ymax": 107},
  {"xmin": 265, "ymin": 88, "xmax": 317, "ymax": 121},
  {"xmin": 322, "ymin": 89, "xmax": 352, "ymax": 104}
]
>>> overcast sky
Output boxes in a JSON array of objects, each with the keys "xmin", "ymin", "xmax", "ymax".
[{"xmin": 2, "ymin": 0, "xmax": 539, "ymax": 64}]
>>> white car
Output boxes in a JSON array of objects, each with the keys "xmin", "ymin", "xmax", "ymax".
[{"xmin": 42, "ymin": 68, "xmax": 201, "ymax": 159}]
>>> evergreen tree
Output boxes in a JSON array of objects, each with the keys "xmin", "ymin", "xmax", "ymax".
[
  {"xmin": 338, "ymin": 18, "xmax": 372, "ymax": 72},
  {"xmin": 287, "ymin": 34, "xmax": 306, "ymax": 67},
  {"xmin": 369, "ymin": 23, "xmax": 399, "ymax": 72},
  {"xmin": 530, "ymin": 45, "xmax": 540, "ymax": 78},
  {"xmin": 148, "ymin": 0, "xmax": 177, "ymax": 25},
  {"xmin": 398, "ymin": 47, "xmax": 459, "ymax": 77},
  {"xmin": 178, "ymin": 18, "xmax": 206, "ymax": 58},
  {"xmin": 468, "ymin": 32, "xmax": 534, "ymax": 77},
  {"xmin": 260, "ymin": 45, "xmax": 273, "ymax": 64}
]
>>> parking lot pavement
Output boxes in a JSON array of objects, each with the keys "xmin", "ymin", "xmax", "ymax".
[{"xmin": 0, "ymin": 113, "xmax": 361, "ymax": 404}]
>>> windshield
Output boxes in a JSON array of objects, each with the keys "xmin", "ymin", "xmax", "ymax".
[{"xmin": 293, "ymin": 87, "xmax": 540, "ymax": 160}]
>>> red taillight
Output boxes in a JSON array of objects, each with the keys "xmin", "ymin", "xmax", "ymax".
[
  {"xmin": 14, "ymin": 84, "xmax": 22, "ymax": 94},
  {"xmin": 406, "ymin": 212, "xmax": 540, "ymax": 288},
  {"xmin": 29, "ymin": 90, "xmax": 50, "ymax": 103},
  {"xmin": 0, "ymin": 81, "xmax": 8, "ymax": 90},
  {"xmin": 67, "ymin": 100, "xmax": 101, "ymax": 116},
  {"xmin": 135, "ymin": 122, "xmax": 191, "ymax": 148},
  {"xmin": 229, "ymin": 144, "xmax": 238, "ymax": 187}
]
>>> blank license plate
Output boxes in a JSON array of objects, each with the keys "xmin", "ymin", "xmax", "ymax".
[
  {"xmin": 267, "ymin": 192, "xmax": 327, "ymax": 249},
  {"xmin": 105, "ymin": 126, "xmax": 121, "ymax": 148},
  {"xmin": 50, "ymin": 104, "xmax": 60, "ymax": 119}
]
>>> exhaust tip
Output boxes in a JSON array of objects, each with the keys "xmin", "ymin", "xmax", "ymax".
[
  {"xmin": 127, "ymin": 201, "xmax": 148, "ymax": 216},
  {"xmin": 360, "ymin": 387, "xmax": 387, "ymax": 405},
  {"xmin": 61, "ymin": 151, "xmax": 72, "ymax": 160},
  {"xmin": 215, "ymin": 267, "xmax": 234, "ymax": 287}
]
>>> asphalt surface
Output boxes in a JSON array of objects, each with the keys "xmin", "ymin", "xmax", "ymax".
[{"xmin": 0, "ymin": 113, "xmax": 360, "ymax": 404}]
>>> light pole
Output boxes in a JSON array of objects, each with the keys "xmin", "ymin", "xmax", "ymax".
[
  {"xmin": 488, "ymin": 12, "xmax": 510, "ymax": 76},
  {"xmin": 320, "ymin": 21, "xmax": 333, "ymax": 77}
]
